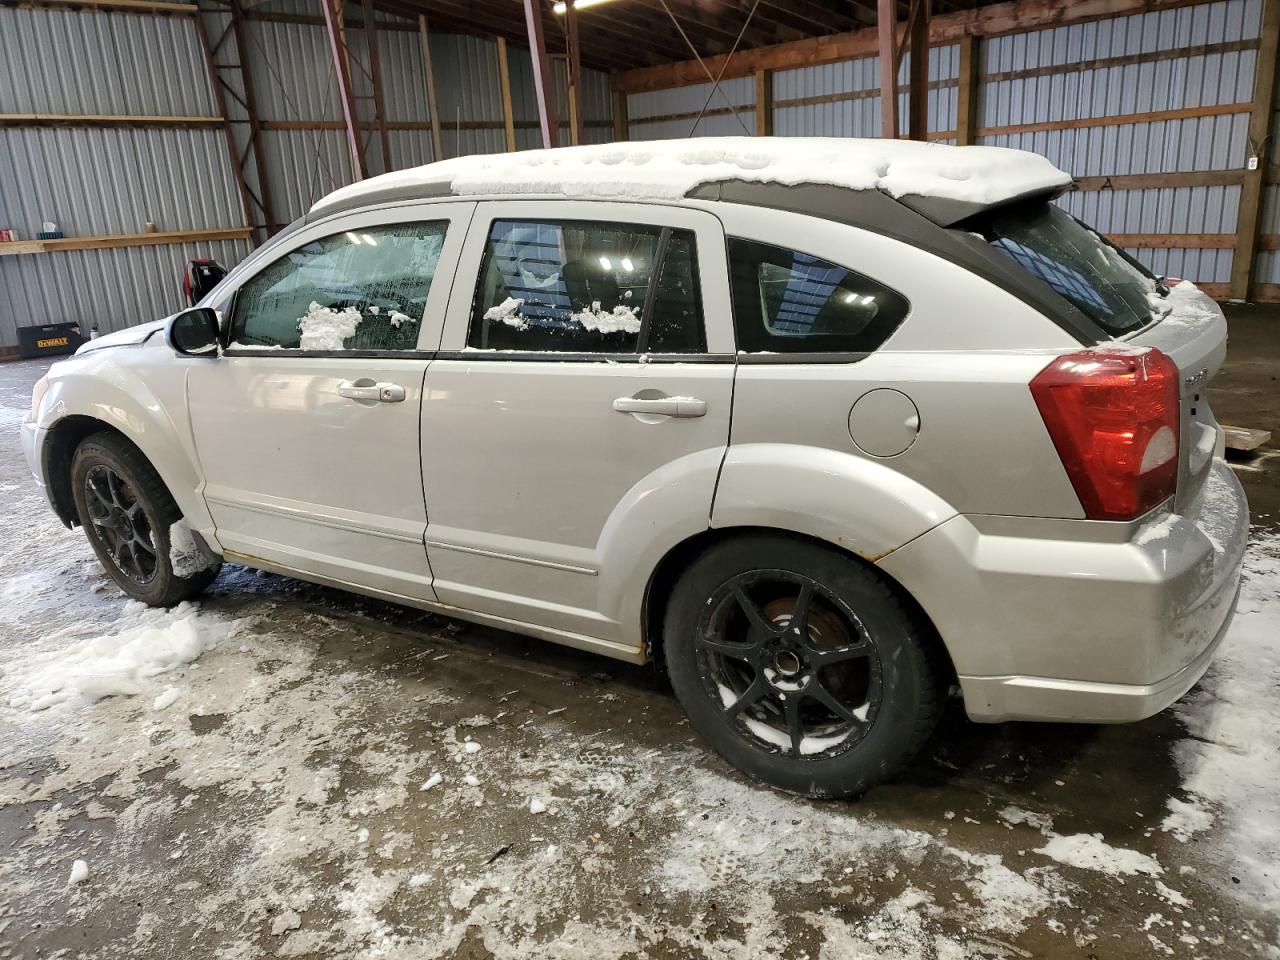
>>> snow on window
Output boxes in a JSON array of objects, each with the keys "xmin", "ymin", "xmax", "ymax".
[
  {"xmin": 571, "ymin": 301, "xmax": 640, "ymax": 335},
  {"xmin": 482, "ymin": 296, "xmax": 528, "ymax": 330},
  {"xmin": 297, "ymin": 302, "xmax": 363, "ymax": 350}
]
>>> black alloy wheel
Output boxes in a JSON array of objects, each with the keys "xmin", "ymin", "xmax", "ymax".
[
  {"xmin": 70, "ymin": 432, "xmax": 221, "ymax": 606},
  {"xmin": 82, "ymin": 463, "xmax": 160, "ymax": 585},
  {"xmin": 664, "ymin": 534, "xmax": 944, "ymax": 797},
  {"xmin": 695, "ymin": 571, "xmax": 882, "ymax": 759}
]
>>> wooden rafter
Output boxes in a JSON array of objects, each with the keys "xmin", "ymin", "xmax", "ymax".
[
  {"xmin": 615, "ymin": 0, "xmax": 1226, "ymax": 93},
  {"xmin": 523, "ymin": 0, "xmax": 558, "ymax": 149}
]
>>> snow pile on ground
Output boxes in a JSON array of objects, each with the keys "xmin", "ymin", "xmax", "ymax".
[
  {"xmin": 571, "ymin": 301, "xmax": 640, "ymax": 335},
  {"xmin": 1166, "ymin": 530, "xmax": 1280, "ymax": 919},
  {"xmin": 313, "ymin": 137, "xmax": 1073, "ymax": 211},
  {"xmin": 388, "ymin": 309, "xmax": 415, "ymax": 329},
  {"xmin": 297, "ymin": 302, "xmax": 362, "ymax": 350},
  {"xmin": 2, "ymin": 602, "xmax": 244, "ymax": 711},
  {"xmin": 483, "ymin": 297, "xmax": 526, "ymax": 330}
]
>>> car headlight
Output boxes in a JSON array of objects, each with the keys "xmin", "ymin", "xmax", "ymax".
[{"xmin": 28, "ymin": 374, "xmax": 49, "ymax": 423}]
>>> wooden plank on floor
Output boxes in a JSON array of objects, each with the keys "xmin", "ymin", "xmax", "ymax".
[{"xmin": 1221, "ymin": 425, "xmax": 1272, "ymax": 452}]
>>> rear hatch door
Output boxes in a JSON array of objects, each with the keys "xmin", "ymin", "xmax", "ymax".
[{"xmin": 1124, "ymin": 281, "xmax": 1226, "ymax": 515}]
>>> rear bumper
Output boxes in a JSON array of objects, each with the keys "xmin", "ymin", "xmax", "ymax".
[
  {"xmin": 878, "ymin": 459, "xmax": 1248, "ymax": 724},
  {"xmin": 956, "ymin": 579, "xmax": 1238, "ymax": 722}
]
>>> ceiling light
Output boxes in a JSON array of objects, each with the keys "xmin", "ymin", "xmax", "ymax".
[{"xmin": 553, "ymin": 0, "xmax": 617, "ymax": 14}]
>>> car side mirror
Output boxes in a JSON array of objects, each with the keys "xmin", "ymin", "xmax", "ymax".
[{"xmin": 166, "ymin": 307, "xmax": 220, "ymax": 357}]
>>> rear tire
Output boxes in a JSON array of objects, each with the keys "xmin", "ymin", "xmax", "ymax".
[
  {"xmin": 71, "ymin": 433, "xmax": 221, "ymax": 606},
  {"xmin": 663, "ymin": 534, "xmax": 942, "ymax": 798}
]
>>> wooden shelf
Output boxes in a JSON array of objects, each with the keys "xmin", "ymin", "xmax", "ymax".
[
  {"xmin": 0, "ymin": 113, "xmax": 223, "ymax": 128},
  {"xmin": 0, "ymin": 227, "xmax": 252, "ymax": 256}
]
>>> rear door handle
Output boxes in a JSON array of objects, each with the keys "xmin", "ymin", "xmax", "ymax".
[
  {"xmin": 612, "ymin": 396, "xmax": 707, "ymax": 418},
  {"xmin": 338, "ymin": 379, "xmax": 405, "ymax": 403}
]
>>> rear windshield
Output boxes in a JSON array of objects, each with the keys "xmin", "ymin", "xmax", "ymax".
[{"xmin": 965, "ymin": 200, "xmax": 1165, "ymax": 336}]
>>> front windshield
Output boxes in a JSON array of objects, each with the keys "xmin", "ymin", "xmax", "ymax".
[{"xmin": 968, "ymin": 200, "xmax": 1165, "ymax": 336}]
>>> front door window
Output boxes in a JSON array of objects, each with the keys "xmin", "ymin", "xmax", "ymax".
[{"xmin": 229, "ymin": 221, "xmax": 449, "ymax": 351}]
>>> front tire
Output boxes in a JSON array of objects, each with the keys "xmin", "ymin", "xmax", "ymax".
[
  {"xmin": 663, "ymin": 534, "xmax": 943, "ymax": 798},
  {"xmin": 70, "ymin": 433, "xmax": 221, "ymax": 606}
]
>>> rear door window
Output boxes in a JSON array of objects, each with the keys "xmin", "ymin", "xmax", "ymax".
[
  {"xmin": 230, "ymin": 221, "xmax": 448, "ymax": 351},
  {"xmin": 727, "ymin": 238, "xmax": 909, "ymax": 354},
  {"xmin": 468, "ymin": 219, "xmax": 705, "ymax": 354},
  {"xmin": 966, "ymin": 200, "xmax": 1162, "ymax": 336}
]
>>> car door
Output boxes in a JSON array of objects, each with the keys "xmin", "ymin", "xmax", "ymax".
[
  {"xmin": 187, "ymin": 202, "xmax": 473, "ymax": 600},
  {"xmin": 420, "ymin": 200, "xmax": 734, "ymax": 650}
]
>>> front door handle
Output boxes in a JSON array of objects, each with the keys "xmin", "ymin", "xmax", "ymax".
[
  {"xmin": 338, "ymin": 379, "xmax": 405, "ymax": 403},
  {"xmin": 612, "ymin": 396, "xmax": 707, "ymax": 418}
]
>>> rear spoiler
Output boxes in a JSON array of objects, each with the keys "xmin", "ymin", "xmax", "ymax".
[{"xmin": 897, "ymin": 184, "xmax": 1070, "ymax": 228}]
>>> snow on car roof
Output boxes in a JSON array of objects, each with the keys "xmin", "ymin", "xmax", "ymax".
[{"xmin": 310, "ymin": 137, "xmax": 1072, "ymax": 214}]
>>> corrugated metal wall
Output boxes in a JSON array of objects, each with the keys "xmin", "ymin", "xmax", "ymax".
[
  {"xmin": 0, "ymin": 3, "xmax": 250, "ymax": 343},
  {"xmin": 625, "ymin": 0, "xmax": 1272, "ymax": 294},
  {"xmin": 983, "ymin": 0, "xmax": 1260, "ymax": 286},
  {"xmin": 0, "ymin": 3, "xmax": 612, "ymax": 346}
]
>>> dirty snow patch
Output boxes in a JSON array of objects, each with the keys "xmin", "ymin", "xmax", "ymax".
[
  {"xmin": 168, "ymin": 520, "xmax": 217, "ymax": 578},
  {"xmin": 3, "ymin": 603, "xmax": 243, "ymax": 711},
  {"xmin": 1168, "ymin": 530, "xmax": 1280, "ymax": 918},
  {"xmin": 152, "ymin": 685, "xmax": 181, "ymax": 711},
  {"xmin": 1034, "ymin": 833, "xmax": 1161, "ymax": 877}
]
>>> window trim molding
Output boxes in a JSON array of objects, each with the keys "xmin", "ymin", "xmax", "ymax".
[
  {"xmin": 443, "ymin": 200, "xmax": 734, "ymax": 356},
  {"xmin": 466, "ymin": 216, "xmax": 705, "ymax": 357},
  {"xmin": 209, "ymin": 203, "xmax": 475, "ymax": 355},
  {"xmin": 431, "ymin": 350, "xmax": 736, "ymax": 364}
]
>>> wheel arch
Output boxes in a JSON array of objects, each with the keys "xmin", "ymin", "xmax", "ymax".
[
  {"xmin": 43, "ymin": 415, "xmax": 131, "ymax": 528},
  {"xmin": 641, "ymin": 524, "xmax": 957, "ymax": 686},
  {"xmin": 39, "ymin": 358, "xmax": 215, "ymax": 537}
]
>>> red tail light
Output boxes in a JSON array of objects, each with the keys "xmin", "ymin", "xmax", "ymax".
[{"xmin": 1030, "ymin": 348, "xmax": 1179, "ymax": 521}]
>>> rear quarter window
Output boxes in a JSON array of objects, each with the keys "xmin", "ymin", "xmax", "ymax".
[{"xmin": 727, "ymin": 238, "xmax": 909, "ymax": 355}]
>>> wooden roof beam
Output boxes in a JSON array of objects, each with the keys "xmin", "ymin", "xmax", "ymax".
[{"xmin": 615, "ymin": 0, "xmax": 1221, "ymax": 93}]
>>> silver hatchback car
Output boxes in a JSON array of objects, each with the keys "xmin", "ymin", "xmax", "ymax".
[{"xmin": 22, "ymin": 139, "xmax": 1248, "ymax": 797}]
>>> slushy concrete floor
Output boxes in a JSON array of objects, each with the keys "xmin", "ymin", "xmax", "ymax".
[{"xmin": 0, "ymin": 306, "xmax": 1277, "ymax": 959}]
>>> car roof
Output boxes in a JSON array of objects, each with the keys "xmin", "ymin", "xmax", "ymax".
[{"xmin": 307, "ymin": 136, "xmax": 1072, "ymax": 225}]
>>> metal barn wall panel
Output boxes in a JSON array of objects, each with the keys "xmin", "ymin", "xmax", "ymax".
[
  {"xmin": 628, "ymin": 76, "xmax": 754, "ymax": 140},
  {"xmin": 636, "ymin": 46, "xmax": 959, "ymax": 141},
  {"xmin": 245, "ymin": 18, "xmax": 343, "ymax": 123},
  {"xmin": 0, "ymin": 238, "xmax": 251, "ymax": 344},
  {"xmin": 0, "ymin": 5, "xmax": 213, "ymax": 116},
  {"xmin": 261, "ymin": 129, "xmax": 355, "ymax": 225},
  {"xmin": 0, "ymin": 126, "xmax": 243, "ymax": 239},
  {"xmin": 975, "ymin": 0, "xmax": 1265, "ymax": 285}
]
